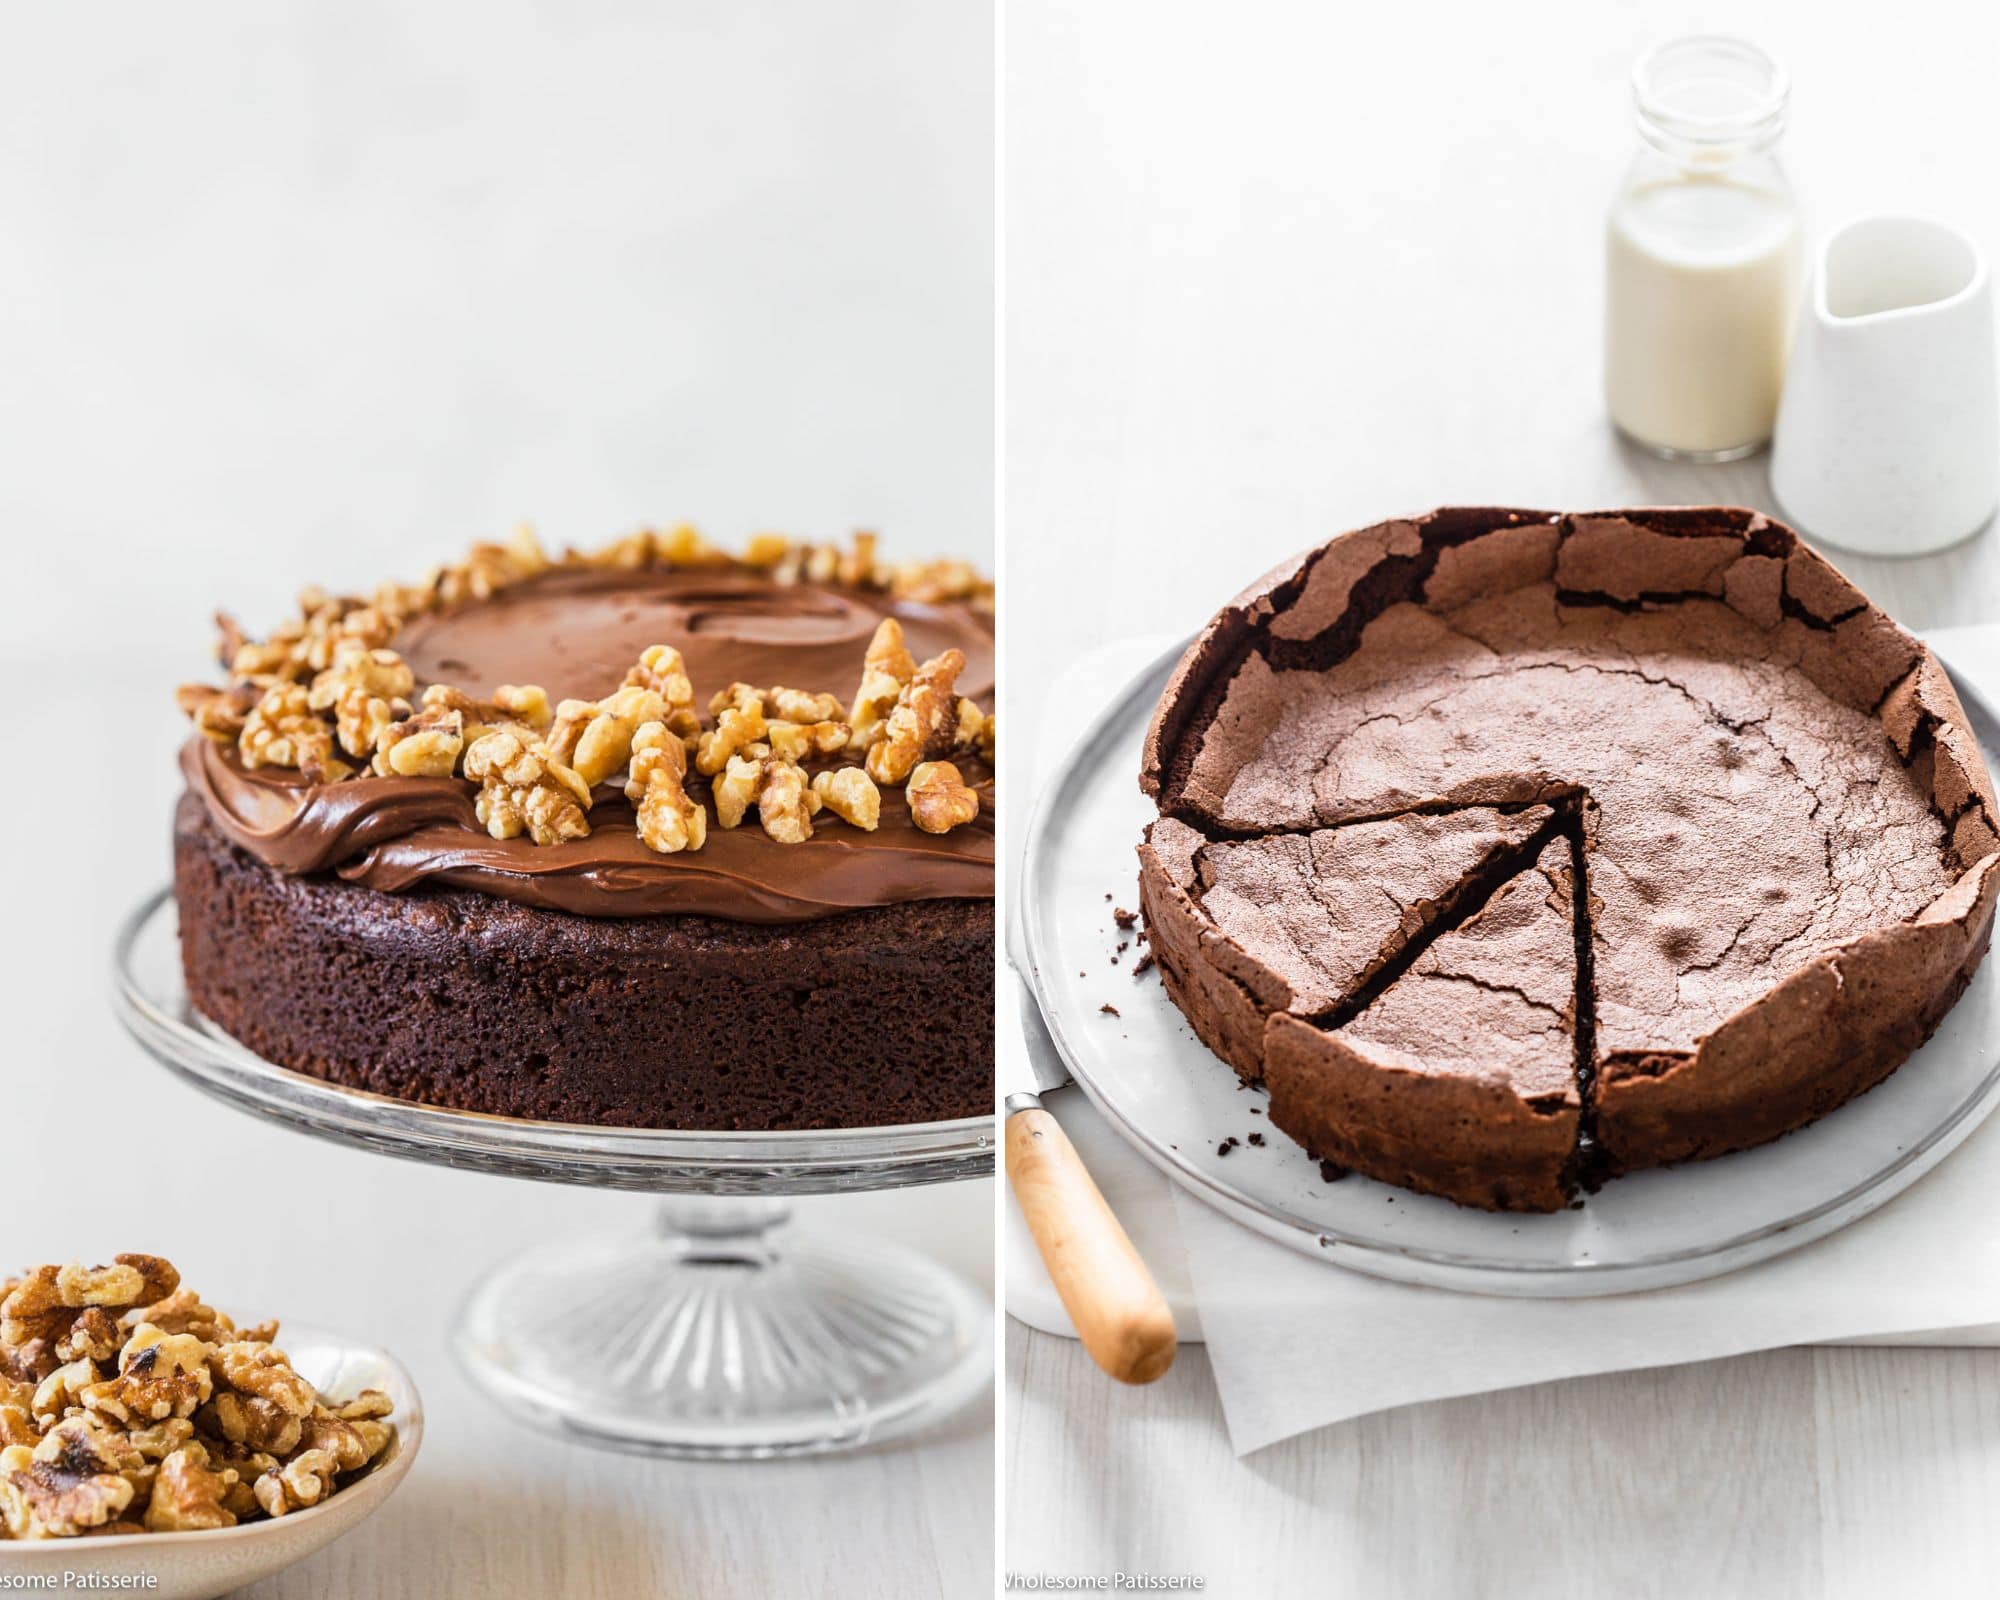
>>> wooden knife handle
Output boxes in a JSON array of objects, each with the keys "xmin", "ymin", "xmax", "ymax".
[{"xmin": 1006, "ymin": 1103, "xmax": 1176, "ymax": 1385}]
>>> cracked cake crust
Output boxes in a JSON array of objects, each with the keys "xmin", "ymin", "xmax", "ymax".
[{"xmin": 1139, "ymin": 507, "xmax": 2000, "ymax": 1210}]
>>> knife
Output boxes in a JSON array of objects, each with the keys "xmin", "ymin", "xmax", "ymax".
[{"xmin": 1003, "ymin": 954, "xmax": 1177, "ymax": 1384}]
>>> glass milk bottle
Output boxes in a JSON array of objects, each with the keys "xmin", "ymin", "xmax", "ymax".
[{"xmin": 1604, "ymin": 36, "xmax": 1802, "ymax": 460}]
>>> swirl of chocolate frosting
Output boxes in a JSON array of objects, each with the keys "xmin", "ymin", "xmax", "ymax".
[{"xmin": 183, "ymin": 567, "xmax": 994, "ymax": 924}]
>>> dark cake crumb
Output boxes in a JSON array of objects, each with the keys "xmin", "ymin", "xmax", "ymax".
[
  {"xmin": 1099, "ymin": 1002, "xmax": 1120, "ymax": 1017},
  {"xmin": 1113, "ymin": 906, "xmax": 1137, "ymax": 928},
  {"xmin": 1318, "ymin": 1160, "xmax": 1350, "ymax": 1183},
  {"xmin": 1133, "ymin": 953, "xmax": 1156, "ymax": 977},
  {"xmin": 1216, "ymin": 1137, "xmax": 1238, "ymax": 1156},
  {"xmin": 1247, "ymin": 1131, "xmax": 1265, "ymax": 1146}
]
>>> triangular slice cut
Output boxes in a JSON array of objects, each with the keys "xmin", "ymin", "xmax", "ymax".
[
  {"xmin": 1198, "ymin": 804, "xmax": 1559, "ymax": 1013},
  {"xmin": 1263, "ymin": 834, "xmax": 1583, "ymax": 1212}
]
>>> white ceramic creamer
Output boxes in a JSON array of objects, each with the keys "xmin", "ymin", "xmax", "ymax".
[{"xmin": 1772, "ymin": 215, "xmax": 1998, "ymax": 557}]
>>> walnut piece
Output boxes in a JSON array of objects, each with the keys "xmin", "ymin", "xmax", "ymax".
[
  {"xmin": 810, "ymin": 767, "xmax": 881, "ymax": 831},
  {"xmin": 848, "ymin": 618, "xmax": 917, "ymax": 753},
  {"xmin": 696, "ymin": 701, "xmax": 768, "ymax": 776},
  {"xmin": 3, "ymin": 1417, "xmax": 141, "ymax": 1537},
  {"xmin": 463, "ymin": 729, "xmax": 592, "ymax": 845},
  {"xmin": 766, "ymin": 719, "xmax": 850, "ymax": 764},
  {"xmin": 307, "ymin": 644, "xmax": 416, "ymax": 760},
  {"xmin": 865, "ymin": 648, "xmax": 965, "ymax": 786},
  {"xmin": 907, "ymin": 761, "xmax": 980, "ymax": 834},
  {"xmin": 712, "ymin": 755, "xmax": 822, "ymax": 843},
  {"xmin": 143, "ymin": 1447, "xmax": 237, "ymax": 1533},
  {"xmin": 757, "ymin": 759, "xmax": 819, "ymax": 844},
  {"xmin": 371, "ymin": 703, "xmax": 466, "ymax": 778},
  {"xmin": 624, "ymin": 645, "xmax": 695, "ymax": 710},
  {"xmin": 175, "ymin": 682, "xmax": 260, "ymax": 746},
  {"xmin": 626, "ymin": 722, "xmax": 708, "ymax": 854},
  {"xmin": 82, "ymin": 1326, "xmax": 214, "ymax": 1426},
  {"xmin": 238, "ymin": 685, "xmax": 353, "ymax": 784},
  {"xmin": 766, "ymin": 686, "xmax": 845, "ymax": 723},
  {"xmin": 548, "ymin": 684, "xmax": 668, "ymax": 789}
]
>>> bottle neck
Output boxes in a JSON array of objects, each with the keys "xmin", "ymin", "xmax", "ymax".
[{"xmin": 1632, "ymin": 35, "xmax": 1788, "ymax": 171}]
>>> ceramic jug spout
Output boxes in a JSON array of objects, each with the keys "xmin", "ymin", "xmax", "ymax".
[{"xmin": 1819, "ymin": 215, "xmax": 1985, "ymax": 326}]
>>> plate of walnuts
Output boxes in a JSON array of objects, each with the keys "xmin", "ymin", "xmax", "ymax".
[{"xmin": 0, "ymin": 1253, "xmax": 422, "ymax": 1600}]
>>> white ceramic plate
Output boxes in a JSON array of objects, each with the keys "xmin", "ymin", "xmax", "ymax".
[
  {"xmin": 1020, "ymin": 642, "xmax": 2000, "ymax": 1297},
  {"xmin": 0, "ymin": 1326, "xmax": 423, "ymax": 1600}
]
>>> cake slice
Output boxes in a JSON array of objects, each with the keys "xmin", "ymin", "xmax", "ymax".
[
  {"xmin": 1138, "ymin": 804, "xmax": 1559, "ymax": 1079},
  {"xmin": 1263, "ymin": 833, "xmax": 1583, "ymax": 1212}
]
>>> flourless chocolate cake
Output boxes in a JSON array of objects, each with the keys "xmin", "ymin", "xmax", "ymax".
[
  {"xmin": 173, "ymin": 529, "xmax": 994, "ymax": 1130},
  {"xmin": 1140, "ymin": 507, "xmax": 1999, "ymax": 1211}
]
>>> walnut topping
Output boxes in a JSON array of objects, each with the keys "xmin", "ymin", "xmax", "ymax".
[
  {"xmin": 712, "ymin": 755, "xmax": 764, "ymax": 831},
  {"xmin": 811, "ymin": 767, "xmax": 881, "ymax": 830},
  {"xmin": 548, "ymin": 685, "xmax": 669, "ymax": 789},
  {"xmin": 907, "ymin": 761, "xmax": 980, "ymax": 834},
  {"xmin": 887, "ymin": 555, "xmax": 994, "ymax": 611},
  {"xmin": 174, "ymin": 528, "xmax": 991, "ymax": 851},
  {"xmin": 175, "ymin": 682, "xmax": 260, "ymax": 746},
  {"xmin": 696, "ymin": 700, "xmax": 768, "ymax": 776},
  {"xmin": 371, "ymin": 703, "xmax": 466, "ymax": 778},
  {"xmin": 712, "ymin": 754, "xmax": 822, "ymax": 843},
  {"xmin": 766, "ymin": 719, "xmax": 849, "ymax": 764},
  {"xmin": 624, "ymin": 644, "xmax": 695, "ymax": 708},
  {"xmin": 626, "ymin": 722, "xmax": 708, "ymax": 854},
  {"xmin": 865, "ymin": 649, "xmax": 966, "ymax": 786},
  {"xmin": 848, "ymin": 618, "xmax": 918, "ymax": 754},
  {"xmin": 757, "ymin": 758, "xmax": 819, "ymax": 844},
  {"xmin": 308, "ymin": 644, "xmax": 416, "ymax": 761},
  {"xmin": 239, "ymin": 684, "xmax": 353, "ymax": 784},
  {"xmin": 954, "ymin": 699, "xmax": 996, "ymax": 760},
  {"xmin": 463, "ymin": 729, "xmax": 593, "ymax": 845}
]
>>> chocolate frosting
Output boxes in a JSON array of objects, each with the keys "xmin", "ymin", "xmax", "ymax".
[{"xmin": 182, "ymin": 568, "xmax": 994, "ymax": 923}]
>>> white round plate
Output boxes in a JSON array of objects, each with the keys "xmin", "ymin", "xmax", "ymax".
[
  {"xmin": 0, "ymin": 1326, "xmax": 423, "ymax": 1600},
  {"xmin": 1020, "ymin": 641, "xmax": 2000, "ymax": 1297}
]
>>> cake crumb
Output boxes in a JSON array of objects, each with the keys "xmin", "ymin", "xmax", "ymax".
[
  {"xmin": 1112, "ymin": 906, "xmax": 1137, "ymax": 928},
  {"xmin": 1247, "ymin": 1131, "xmax": 1265, "ymax": 1146},
  {"xmin": 1099, "ymin": 1002, "xmax": 1120, "ymax": 1017},
  {"xmin": 1318, "ymin": 1160, "xmax": 1349, "ymax": 1184},
  {"xmin": 1133, "ymin": 953, "xmax": 1155, "ymax": 977},
  {"xmin": 1216, "ymin": 1137, "xmax": 1239, "ymax": 1157}
]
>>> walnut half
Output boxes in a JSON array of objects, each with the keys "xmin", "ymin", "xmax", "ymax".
[
  {"xmin": 907, "ymin": 761, "xmax": 980, "ymax": 834},
  {"xmin": 626, "ymin": 722, "xmax": 708, "ymax": 854}
]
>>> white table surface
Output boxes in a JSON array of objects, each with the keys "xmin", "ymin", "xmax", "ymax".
[
  {"xmin": 0, "ymin": 4, "xmax": 994, "ymax": 1595},
  {"xmin": 1003, "ymin": 0, "xmax": 2000, "ymax": 1592}
]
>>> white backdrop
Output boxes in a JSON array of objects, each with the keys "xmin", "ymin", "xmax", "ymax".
[
  {"xmin": 1, "ymin": 0, "xmax": 994, "ymax": 663},
  {"xmin": 1004, "ymin": 0, "xmax": 2000, "ymax": 785},
  {"xmin": 0, "ymin": 7, "xmax": 994, "ymax": 1594}
]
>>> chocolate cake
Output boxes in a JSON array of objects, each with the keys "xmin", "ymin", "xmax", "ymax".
[
  {"xmin": 173, "ymin": 529, "xmax": 994, "ymax": 1130},
  {"xmin": 1140, "ymin": 507, "xmax": 1999, "ymax": 1211}
]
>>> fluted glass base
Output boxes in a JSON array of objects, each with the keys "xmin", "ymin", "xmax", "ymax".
[{"xmin": 452, "ymin": 1198, "xmax": 991, "ymax": 1459}]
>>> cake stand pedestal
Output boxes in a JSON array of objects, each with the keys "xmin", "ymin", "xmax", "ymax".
[{"xmin": 114, "ymin": 889, "xmax": 993, "ymax": 1460}]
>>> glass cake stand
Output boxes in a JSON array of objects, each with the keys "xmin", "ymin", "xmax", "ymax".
[{"xmin": 113, "ymin": 888, "xmax": 994, "ymax": 1460}]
